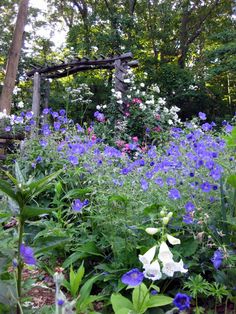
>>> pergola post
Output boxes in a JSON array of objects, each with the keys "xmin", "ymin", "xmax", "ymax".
[
  {"xmin": 32, "ymin": 72, "xmax": 41, "ymax": 120},
  {"xmin": 114, "ymin": 59, "xmax": 129, "ymax": 97}
]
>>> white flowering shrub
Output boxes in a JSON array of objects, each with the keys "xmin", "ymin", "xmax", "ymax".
[{"xmin": 93, "ymin": 68, "xmax": 181, "ymax": 148}]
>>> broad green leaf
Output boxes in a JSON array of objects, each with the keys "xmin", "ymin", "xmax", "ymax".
[
  {"xmin": 70, "ymin": 262, "xmax": 85, "ymax": 297},
  {"xmin": 143, "ymin": 204, "xmax": 162, "ymax": 216},
  {"xmin": 108, "ymin": 194, "xmax": 129, "ymax": 206},
  {"xmin": 26, "ymin": 169, "xmax": 62, "ymax": 200},
  {"xmin": 21, "ymin": 206, "xmax": 56, "ymax": 219},
  {"xmin": 147, "ymin": 295, "xmax": 173, "ymax": 308},
  {"xmin": 0, "ymin": 179, "xmax": 19, "ymax": 204},
  {"xmin": 111, "ymin": 293, "xmax": 133, "ymax": 313},
  {"xmin": 14, "ymin": 162, "xmax": 25, "ymax": 184},
  {"xmin": 2, "ymin": 170, "xmax": 18, "ymax": 185},
  {"xmin": 227, "ymin": 174, "xmax": 236, "ymax": 188},
  {"xmin": 132, "ymin": 283, "xmax": 149, "ymax": 313},
  {"xmin": 62, "ymin": 188, "xmax": 91, "ymax": 200},
  {"xmin": 34, "ymin": 236, "xmax": 69, "ymax": 254},
  {"xmin": 77, "ymin": 275, "xmax": 102, "ymax": 308}
]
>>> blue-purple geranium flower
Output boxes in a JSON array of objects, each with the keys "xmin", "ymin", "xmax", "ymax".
[
  {"xmin": 121, "ymin": 268, "xmax": 144, "ymax": 287},
  {"xmin": 173, "ymin": 293, "xmax": 191, "ymax": 311},
  {"xmin": 72, "ymin": 199, "xmax": 89, "ymax": 212},
  {"xmin": 211, "ymin": 249, "xmax": 224, "ymax": 269},
  {"xmin": 20, "ymin": 244, "xmax": 36, "ymax": 265}
]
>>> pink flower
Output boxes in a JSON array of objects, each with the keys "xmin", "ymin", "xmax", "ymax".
[
  {"xmin": 132, "ymin": 98, "xmax": 142, "ymax": 104},
  {"xmin": 153, "ymin": 126, "xmax": 162, "ymax": 132},
  {"xmin": 91, "ymin": 134, "xmax": 97, "ymax": 141},
  {"xmin": 132, "ymin": 136, "xmax": 138, "ymax": 142},
  {"xmin": 116, "ymin": 140, "xmax": 126, "ymax": 148},
  {"xmin": 155, "ymin": 114, "xmax": 161, "ymax": 120},
  {"xmin": 125, "ymin": 112, "xmax": 130, "ymax": 117}
]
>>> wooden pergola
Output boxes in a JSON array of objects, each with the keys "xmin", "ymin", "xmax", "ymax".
[{"xmin": 26, "ymin": 52, "xmax": 138, "ymax": 117}]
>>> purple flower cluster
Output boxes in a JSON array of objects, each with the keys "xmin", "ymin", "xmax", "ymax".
[
  {"xmin": 20, "ymin": 244, "xmax": 36, "ymax": 265},
  {"xmin": 72, "ymin": 199, "xmax": 89, "ymax": 212}
]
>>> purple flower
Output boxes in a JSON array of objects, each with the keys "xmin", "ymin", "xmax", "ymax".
[
  {"xmin": 211, "ymin": 249, "xmax": 224, "ymax": 269},
  {"xmin": 25, "ymin": 111, "xmax": 34, "ymax": 119},
  {"xmin": 200, "ymin": 181, "xmax": 211, "ymax": 193},
  {"xmin": 68, "ymin": 155, "xmax": 78, "ymax": 166},
  {"xmin": 52, "ymin": 111, "xmax": 59, "ymax": 119},
  {"xmin": 140, "ymin": 178, "xmax": 149, "ymax": 191},
  {"xmin": 173, "ymin": 293, "xmax": 191, "ymax": 311},
  {"xmin": 57, "ymin": 299, "xmax": 64, "ymax": 306},
  {"xmin": 121, "ymin": 269, "xmax": 144, "ymax": 286},
  {"xmin": 72, "ymin": 199, "xmax": 89, "ymax": 212},
  {"xmin": 5, "ymin": 126, "xmax": 11, "ymax": 132},
  {"xmin": 185, "ymin": 202, "xmax": 195, "ymax": 212},
  {"xmin": 94, "ymin": 111, "xmax": 105, "ymax": 122},
  {"xmin": 25, "ymin": 125, "xmax": 31, "ymax": 132},
  {"xmin": 166, "ymin": 177, "xmax": 176, "ymax": 186},
  {"xmin": 154, "ymin": 177, "xmax": 164, "ymax": 187},
  {"xmin": 39, "ymin": 139, "xmax": 48, "ymax": 148},
  {"xmin": 59, "ymin": 109, "xmax": 66, "ymax": 116},
  {"xmin": 183, "ymin": 214, "xmax": 194, "ymax": 224},
  {"xmin": 54, "ymin": 121, "xmax": 61, "ymax": 131},
  {"xmin": 42, "ymin": 108, "xmax": 50, "ymax": 115},
  {"xmin": 225, "ymin": 124, "xmax": 233, "ymax": 133},
  {"xmin": 198, "ymin": 112, "xmax": 207, "ymax": 120},
  {"xmin": 20, "ymin": 244, "xmax": 36, "ymax": 265},
  {"xmin": 202, "ymin": 123, "xmax": 212, "ymax": 132},
  {"xmin": 168, "ymin": 188, "xmax": 181, "ymax": 200},
  {"xmin": 77, "ymin": 124, "xmax": 84, "ymax": 133}
]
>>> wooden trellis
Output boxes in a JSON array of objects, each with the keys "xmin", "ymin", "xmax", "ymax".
[{"xmin": 26, "ymin": 52, "xmax": 138, "ymax": 117}]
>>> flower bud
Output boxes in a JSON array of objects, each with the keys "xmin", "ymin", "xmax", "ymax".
[
  {"xmin": 145, "ymin": 227, "xmax": 158, "ymax": 235},
  {"xmin": 162, "ymin": 217, "xmax": 169, "ymax": 225}
]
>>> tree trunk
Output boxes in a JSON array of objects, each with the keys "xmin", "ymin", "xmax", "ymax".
[{"xmin": 0, "ymin": 0, "xmax": 29, "ymax": 114}]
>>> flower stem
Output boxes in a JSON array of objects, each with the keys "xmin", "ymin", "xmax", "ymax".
[{"xmin": 16, "ymin": 217, "xmax": 24, "ymax": 314}]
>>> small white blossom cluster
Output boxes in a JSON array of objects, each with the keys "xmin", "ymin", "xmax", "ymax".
[{"xmin": 65, "ymin": 84, "xmax": 93, "ymax": 105}]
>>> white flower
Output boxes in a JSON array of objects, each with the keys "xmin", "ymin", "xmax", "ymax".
[
  {"xmin": 162, "ymin": 260, "xmax": 179, "ymax": 277},
  {"xmin": 143, "ymin": 260, "xmax": 162, "ymax": 280},
  {"xmin": 158, "ymin": 242, "xmax": 173, "ymax": 263},
  {"xmin": 145, "ymin": 228, "xmax": 158, "ymax": 235},
  {"xmin": 168, "ymin": 119, "xmax": 173, "ymax": 125},
  {"xmin": 167, "ymin": 234, "xmax": 181, "ymax": 245},
  {"xmin": 124, "ymin": 79, "xmax": 131, "ymax": 83},
  {"xmin": 139, "ymin": 245, "xmax": 156, "ymax": 266},
  {"xmin": 115, "ymin": 91, "xmax": 122, "ymax": 99},
  {"xmin": 96, "ymin": 105, "xmax": 101, "ymax": 110},
  {"xmin": 117, "ymin": 99, "xmax": 123, "ymax": 105},
  {"xmin": 103, "ymin": 105, "xmax": 107, "ymax": 109},
  {"xmin": 140, "ymin": 83, "xmax": 145, "ymax": 87},
  {"xmin": 127, "ymin": 95, "xmax": 131, "ymax": 99},
  {"xmin": 17, "ymin": 101, "xmax": 24, "ymax": 108},
  {"xmin": 162, "ymin": 259, "xmax": 187, "ymax": 277},
  {"xmin": 139, "ymin": 103, "xmax": 146, "ymax": 111}
]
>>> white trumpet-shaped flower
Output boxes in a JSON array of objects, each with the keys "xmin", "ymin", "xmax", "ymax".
[
  {"xmin": 145, "ymin": 227, "xmax": 158, "ymax": 235},
  {"xmin": 143, "ymin": 260, "xmax": 162, "ymax": 281},
  {"xmin": 158, "ymin": 242, "xmax": 173, "ymax": 263},
  {"xmin": 162, "ymin": 259, "xmax": 188, "ymax": 277},
  {"xmin": 167, "ymin": 234, "xmax": 181, "ymax": 245},
  {"xmin": 139, "ymin": 245, "xmax": 156, "ymax": 266}
]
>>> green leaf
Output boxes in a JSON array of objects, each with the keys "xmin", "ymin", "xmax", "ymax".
[
  {"xmin": 62, "ymin": 188, "xmax": 91, "ymax": 200},
  {"xmin": 111, "ymin": 293, "xmax": 134, "ymax": 314},
  {"xmin": 21, "ymin": 206, "xmax": 56, "ymax": 219},
  {"xmin": 143, "ymin": 204, "xmax": 162, "ymax": 216},
  {"xmin": 26, "ymin": 169, "xmax": 62, "ymax": 200},
  {"xmin": 0, "ymin": 179, "xmax": 19, "ymax": 205},
  {"xmin": 34, "ymin": 236, "xmax": 69, "ymax": 254},
  {"xmin": 77, "ymin": 275, "xmax": 101, "ymax": 308},
  {"xmin": 70, "ymin": 262, "xmax": 85, "ymax": 298},
  {"xmin": 146, "ymin": 295, "xmax": 173, "ymax": 308},
  {"xmin": 227, "ymin": 174, "xmax": 236, "ymax": 189},
  {"xmin": 108, "ymin": 194, "xmax": 129, "ymax": 206},
  {"xmin": 132, "ymin": 283, "xmax": 149, "ymax": 313},
  {"xmin": 14, "ymin": 162, "xmax": 25, "ymax": 184},
  {"xmin": 62, "ymin": 242, "xmax": 102, "ymax": 269}
]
